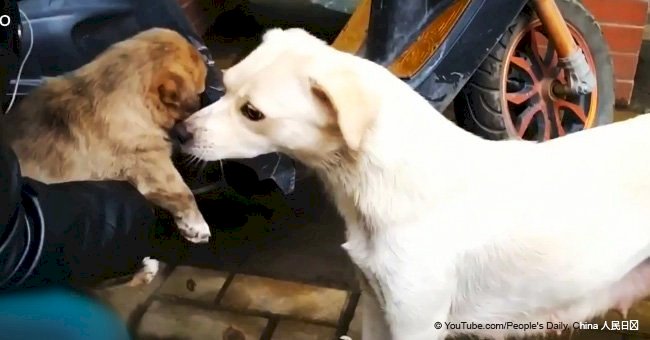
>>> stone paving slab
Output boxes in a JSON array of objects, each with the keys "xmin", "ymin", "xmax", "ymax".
[
  {"xmin": 94, "ymin": 264, "xmax": 650, "ymax": 339},
  {"xmin": 158, "ymin": 265, "xmax": 229, "ymax": 303},
  {"xmin": 219, "ymin": 274, "xmax": 348, "ymax": 324},
  {"xmin": 138, "ymin": 300, "xmax": 269, "ymax": 339},
  {"xmin": 271, "ymin": 320, "xmax": 337, "ymax": 340},
  {"xmin": 614, "ymin": 110, "xmax": 639, "ymax": 122},
  {"xmin": 346, "ymin": 294, "xmax": 363, "ymax": 340}
]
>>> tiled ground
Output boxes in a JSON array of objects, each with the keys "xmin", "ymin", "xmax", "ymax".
[
  {"xmin": 95, "ymin": 263, "xmax": 650, "ymax": 340},
  {"xmin": 94, "ymin": 167, "xmax": 362, "ymax": 340},
  {"xmin": 98, "ymin": 268, "xmax": 350, "ymax": 339}
]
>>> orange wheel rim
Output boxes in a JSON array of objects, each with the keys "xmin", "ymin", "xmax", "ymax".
[{"xmin": 500, "ymin": 20, "xmax": 598, "ymax": 141}]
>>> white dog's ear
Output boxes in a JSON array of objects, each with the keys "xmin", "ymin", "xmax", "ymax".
[{"xmin": 309, "ymin": 70, "xmax": 377, "ymax": 151}]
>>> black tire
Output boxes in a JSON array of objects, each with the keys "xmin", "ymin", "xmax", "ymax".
[{"xmin": 454, "ymin": 0, "xmax": 615, "ymax": 141}]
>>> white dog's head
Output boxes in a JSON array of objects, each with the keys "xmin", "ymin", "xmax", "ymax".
[{"xmin": 180, "ymin": 28, "xmax": 379, "ymax": 166}]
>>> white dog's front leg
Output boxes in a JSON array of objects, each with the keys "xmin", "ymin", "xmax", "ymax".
[
  {"xmin": 360, "ymin": 291, "xmax": 391, "ymax": 340},
  {"xmin": 385, "ymin": 293, "xmax": 452, "ymax": 340}
]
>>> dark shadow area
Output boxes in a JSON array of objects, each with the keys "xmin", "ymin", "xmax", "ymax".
[
  {"xmin": 148, "ymin": 164, "xmax": 358, "ymax": 291},
  {"xmin": 200, "ymin": 1, "xmax": 349, "ymax": 68},
  {"xmin": 632, "ymin": 40, "xmax": 650, "ymax": 112}
]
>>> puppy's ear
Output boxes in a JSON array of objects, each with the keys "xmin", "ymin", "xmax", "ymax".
[
  {"xmin": 309, "ymin": 69, "xmax": 377, "ymax": 151},
  {"xmin": 158, "ymin": 75, "xmax": 181, "ymax": 107},
  {"xmin": 156, "ymin": 71, "xmax": 200, "ymax": 112}
]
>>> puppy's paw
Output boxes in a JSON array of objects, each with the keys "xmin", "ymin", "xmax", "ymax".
[
  {"xmin": 177, "ymin": 216, "xmax": 211, "ymax": 244},
  {"xmin": 141, "ymin": 257, "xmax": 160, "ymax": 283},
  {"xmin": 127, "ymin": 257, "xmax": 160, "ymax": 287}
]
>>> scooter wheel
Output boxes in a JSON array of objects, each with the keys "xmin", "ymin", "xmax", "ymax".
[{"xmin": 453, "ymin": 0, "xmax": 615, "ymax": 141}]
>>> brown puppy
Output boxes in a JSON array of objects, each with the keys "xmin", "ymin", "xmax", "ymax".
[{"xmin": 1, "ymin": 28, "xmax": 211, "ymax": 283}]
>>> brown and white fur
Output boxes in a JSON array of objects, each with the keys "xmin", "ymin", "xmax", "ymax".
[
  {"xmin": 179, "ymin": 28, "xmax": 650, "ymax": 339},
  {"xmin": 1, "ymin": 28, "xmax": 211, "ymax": 285}
]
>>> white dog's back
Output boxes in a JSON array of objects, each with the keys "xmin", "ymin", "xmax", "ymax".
[
  {"xmin": 181, "ymin": 28, "xmax": 650, "ymax": 339},
  {"xmin": 364, "ymin": 97, "xmax": 650, "ymax": 335}
]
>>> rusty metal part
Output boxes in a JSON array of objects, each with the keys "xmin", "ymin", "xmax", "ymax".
[
  {"xmin": 388, "ymin": 0, "xmax": 470, "ymax": 78},
  {"xmin": 531, "ymin": 0, "xmax": 577, "ymax": 58},
  {"xmin": 331, "ymin": 0, "xmax": 371, "ymax": 54},
  {"xmin": 532, "ymin": 0, "xmax": 596, "ymax": 95},
  {"xmin": 501, "ymin": 21, "xmax": 598, "ymax": 141},
  {"xmin": 554, "ymin": 49, "xmax": 597, "ymax": 95}
]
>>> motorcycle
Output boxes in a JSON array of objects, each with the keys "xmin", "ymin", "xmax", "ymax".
[
  {"xmin": 330, "ymin": 0, "xmax": 613, "ymax": 141},
  {"xmin": 2, "ymin": 0, "xmax": 613, "ymax": 195}
]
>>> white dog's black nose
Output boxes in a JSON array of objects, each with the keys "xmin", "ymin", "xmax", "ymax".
[{"xmin": 171, "ymin": 122, "xmax": 194, "ymax": 145}]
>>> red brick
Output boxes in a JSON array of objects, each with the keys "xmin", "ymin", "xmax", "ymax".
[
  {"xmin": 611, "ymin": 52, "xmax": 640, "ymax": 80},
  {"xmin": 581, "ymin": 0, "xmax": 648, "ymax": 105},
  {"xmin": 614, "ymin": 79, "xmax": 635, "ymax": 105},
  {"xmin": 601, "ymin": 24, "xmax": 645, "ymax": 54},
  {"xmin": 583, "ymin": 0, "xmax": 648, "ymax": 27}
]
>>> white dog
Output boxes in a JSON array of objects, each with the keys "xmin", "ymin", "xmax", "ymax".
[{"xmin": 179, "ymin": 28, "xmax": 650, "ymax": 339}]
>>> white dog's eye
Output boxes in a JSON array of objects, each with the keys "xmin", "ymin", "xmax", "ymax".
[{"xmin": 240, "ymin": 102, "xmax": 265, "ymax": 121}]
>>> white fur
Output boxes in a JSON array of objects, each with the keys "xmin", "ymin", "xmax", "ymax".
[
  {"xmin": 127, "ymin": 256, "xmax": 159, "ymax": 287},
  {"xmin": 182, "ymin": 28, "xmax": 650, "ymax": 339}
]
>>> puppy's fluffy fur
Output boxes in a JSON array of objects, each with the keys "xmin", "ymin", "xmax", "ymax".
[
  {"xmin": 181, "ymin": 28, "xmax": 650, "ymax": 339},
  {"xmin": 1, "ymin": 28, "xmax": 211, "ymax": 283}
]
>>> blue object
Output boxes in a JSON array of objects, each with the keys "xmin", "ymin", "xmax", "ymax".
[{"xmin": 0, "ymin": 287, "xmax": 130, "ymax": 340}]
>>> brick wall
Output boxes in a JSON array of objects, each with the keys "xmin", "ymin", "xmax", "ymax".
[
  {"xmin": 583, "ymin": 0, "xmax": 649, "ymax": 105},
  {"xmin": 175, "ymin": 0, "xmax": 648, "ymax": 105}
]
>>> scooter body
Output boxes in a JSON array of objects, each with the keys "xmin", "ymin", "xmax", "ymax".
[
  {"xmin": 363, "ymin": 0, "xmax": 528, "ymax": 111},
  {"xmin": 333, "ymin": 0, "xmax": 611, "ymax": 141}
]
